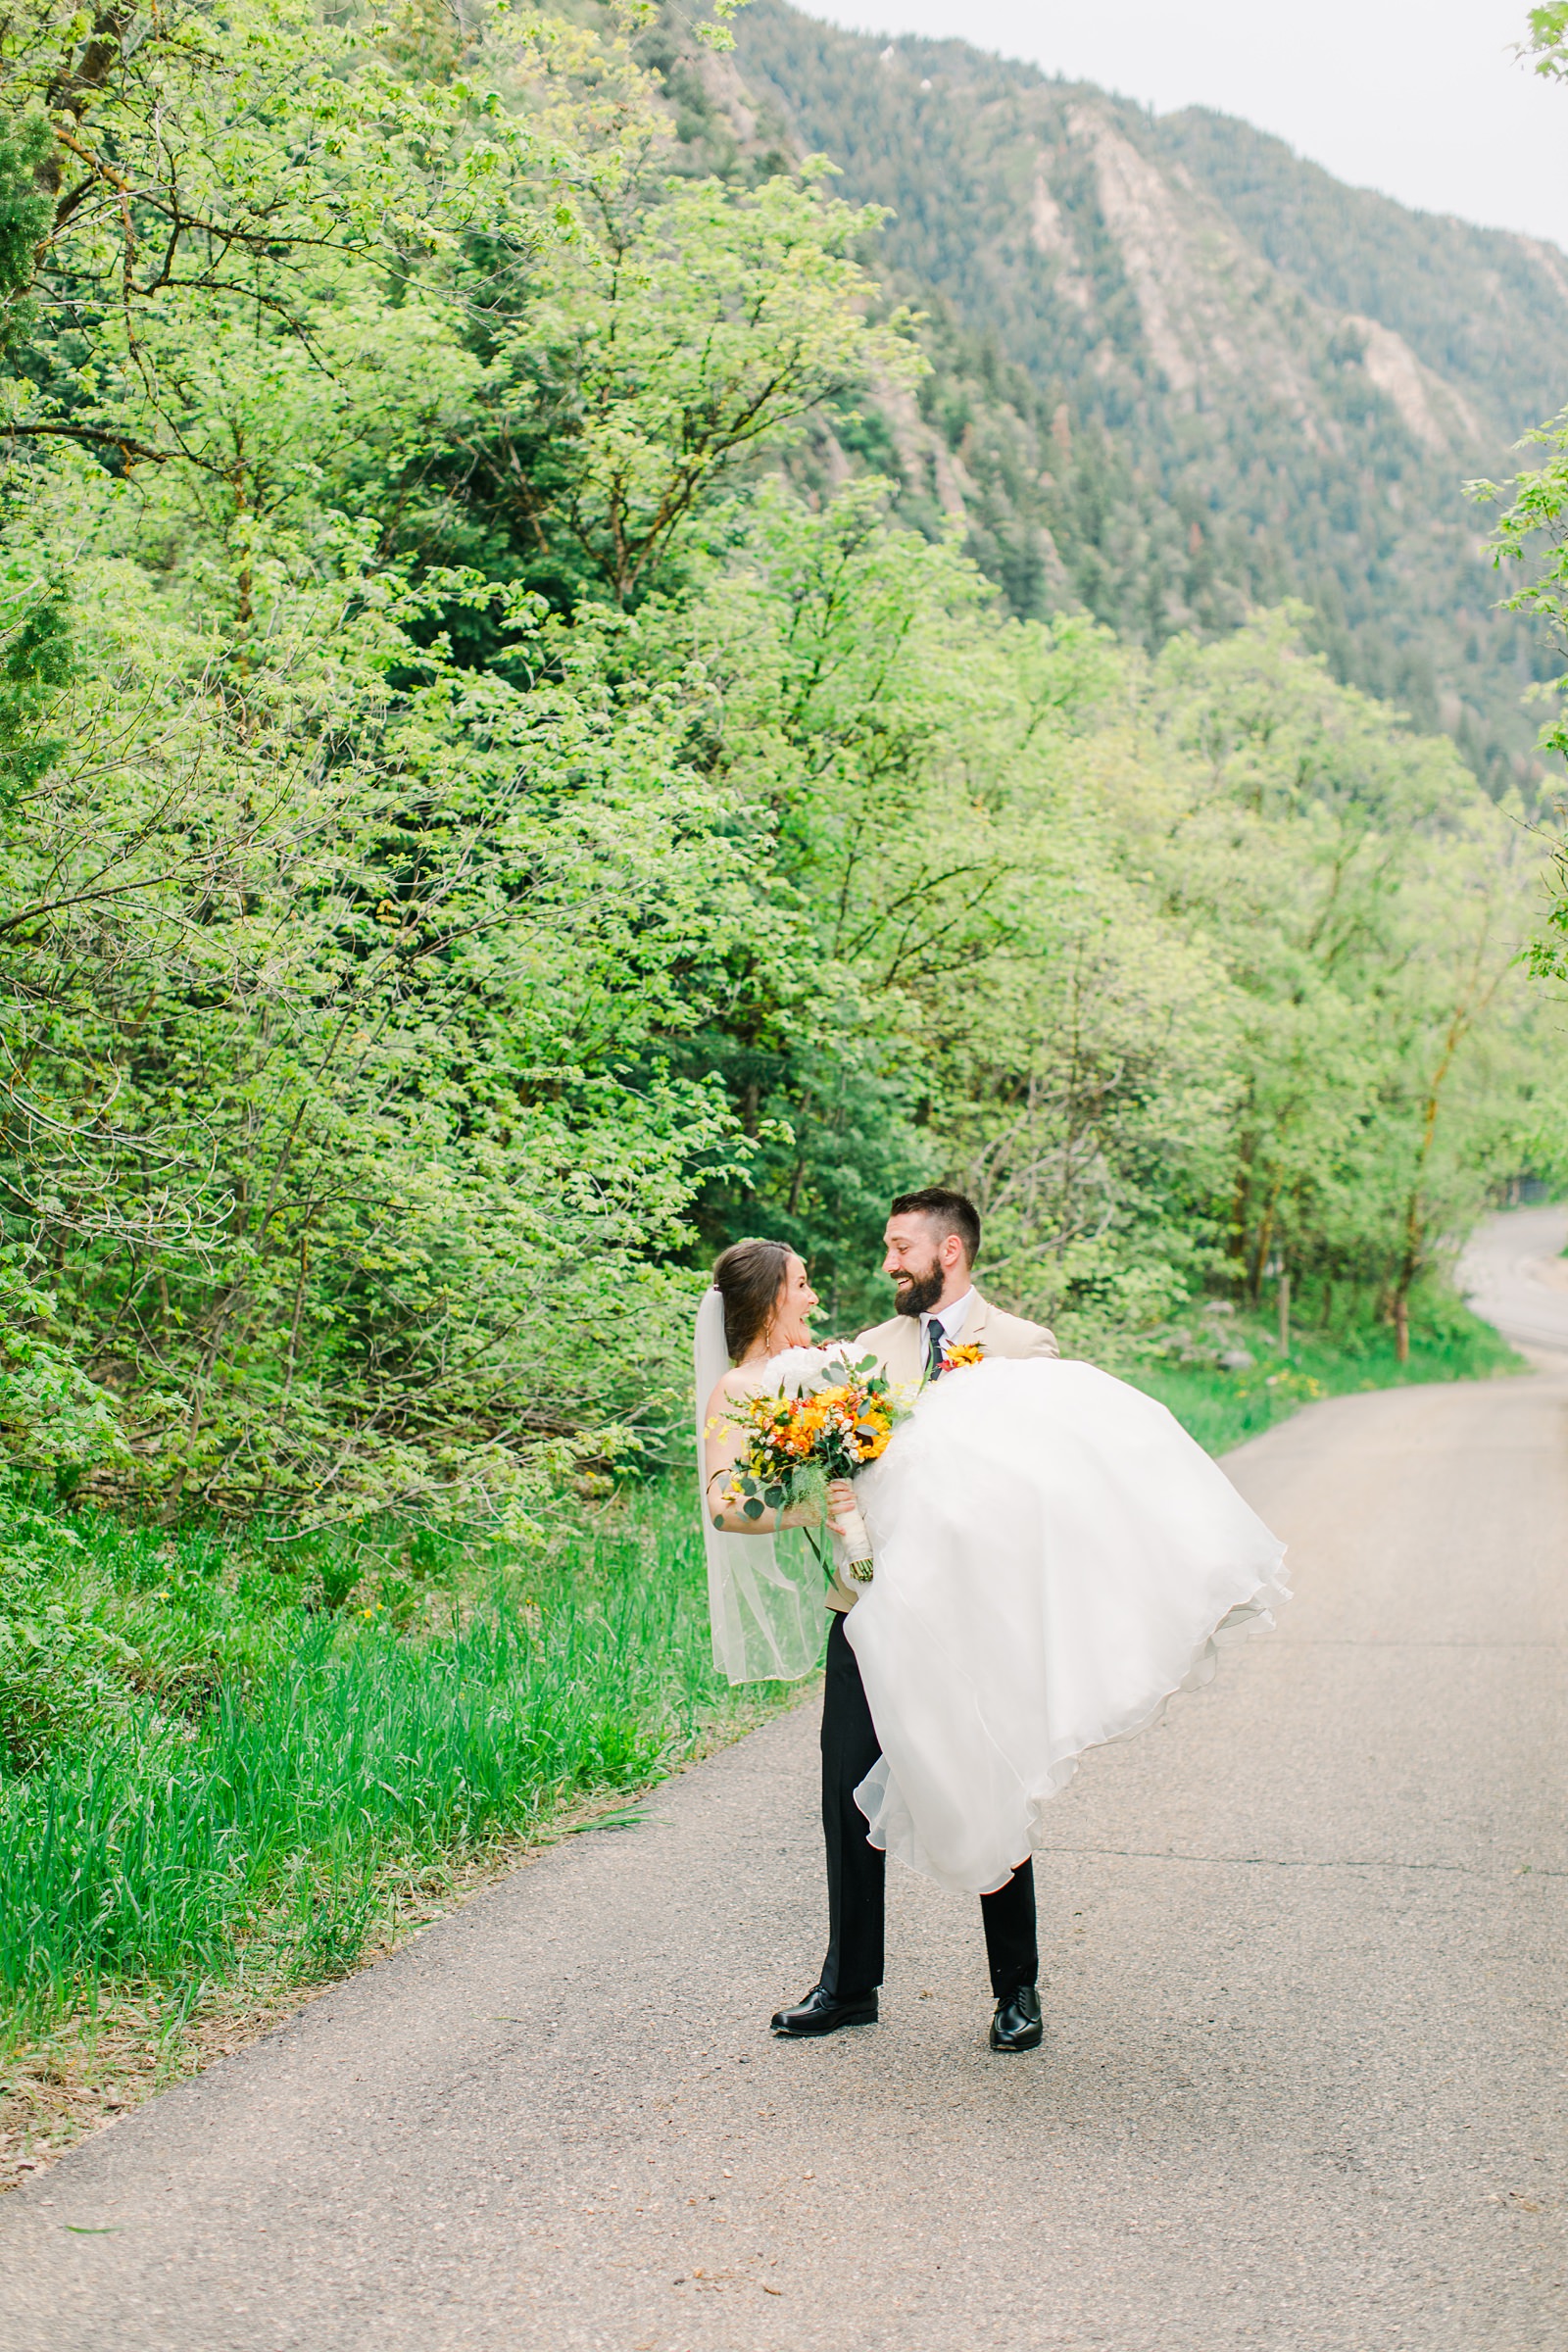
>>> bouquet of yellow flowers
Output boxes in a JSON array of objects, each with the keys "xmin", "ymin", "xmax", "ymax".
[{"xmin": 715, "ymin": 1351, "xmax": 909, "ymax": 1582}]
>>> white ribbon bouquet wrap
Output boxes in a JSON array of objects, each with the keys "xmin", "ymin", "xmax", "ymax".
[{"xmin": 831, "ymin": 1492, "xmax": 875, "ymax": 1583}]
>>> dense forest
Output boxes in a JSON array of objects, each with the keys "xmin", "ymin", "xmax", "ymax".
[{"xmin": 0, "ymin": 0, "xmax": 1563, "ymax": 1540}]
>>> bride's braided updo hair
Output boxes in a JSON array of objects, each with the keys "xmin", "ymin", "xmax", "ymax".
[{"xmin": 711, "ymin": 1237, "xmax": 793, "ymax": 1364}]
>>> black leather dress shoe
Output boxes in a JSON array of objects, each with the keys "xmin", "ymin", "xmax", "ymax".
[
  {"xmin": 770, "ymin": 1984, "xmax": 878, "ymax": 2036},
  {"xmin": 990, "ymin": 1984, "xmax": 1043, "ymax": 2052}
]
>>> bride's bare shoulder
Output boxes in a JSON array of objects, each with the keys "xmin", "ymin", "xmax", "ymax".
[{"xmin": 705, "ymin": 1368, "xmax": 750, "ymax": 1423}]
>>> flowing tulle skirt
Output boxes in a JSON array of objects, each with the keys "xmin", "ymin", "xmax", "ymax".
[{"xmin": 844, "ymin": 1358, "xmax": 1288, "ymax": 1895}]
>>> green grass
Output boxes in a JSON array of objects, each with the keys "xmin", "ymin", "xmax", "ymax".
[
  {"xmin": 1129, "ymin": 1288, "xmax": 1523, "ymax": 1453},
  {"xmin": 0, "ymin": 1482, "xmax": 797, "ymax": 2048}
]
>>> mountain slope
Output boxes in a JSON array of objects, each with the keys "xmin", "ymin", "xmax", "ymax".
[
  {"xmin": 718, "ymin": 3, "xmax": 1568, "ymax": 793},
  {"xmin": 1155, "ymin": 107, "xmax": 1568, "ymax": 431}
]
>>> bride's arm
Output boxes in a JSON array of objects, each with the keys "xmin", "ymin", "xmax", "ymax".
[{"xmin": 703, "ymin": 1379, "xmax": 848, "ymax": 1535}]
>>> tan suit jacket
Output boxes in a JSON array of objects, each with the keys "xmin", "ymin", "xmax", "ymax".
[{"xmin": 827, "ymin": 1290, "xmax": 1058, "ymax": 1614}]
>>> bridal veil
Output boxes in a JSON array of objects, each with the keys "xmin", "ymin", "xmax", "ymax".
[{"xmin": 694, "ymin": 1289, "xmax": 825, "ymax": 1685}]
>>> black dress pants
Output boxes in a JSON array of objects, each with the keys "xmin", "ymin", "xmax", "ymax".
[{"xmin": 818, "ymin": 1611, "xmax": 1038, "ymax": 2001}]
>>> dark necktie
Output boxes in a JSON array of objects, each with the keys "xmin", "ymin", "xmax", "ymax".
[{"xmin": 924, "ymin": 1318, "xmax": 945, "ymax": 1382}]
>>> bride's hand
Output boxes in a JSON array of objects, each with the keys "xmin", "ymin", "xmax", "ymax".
[{"xmin": 825, "ymin": 1478, "xmax": 858, "ymax": 1536}]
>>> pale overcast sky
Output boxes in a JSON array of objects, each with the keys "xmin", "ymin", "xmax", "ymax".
[{"xmin": 798, "ymin": 0, "xmax": 1568, "ymax": 251}]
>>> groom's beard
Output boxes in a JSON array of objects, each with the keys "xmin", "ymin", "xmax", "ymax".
[{"xmin": 892, "ymin": 1264, "xmax": 945, "ymax": 1318}]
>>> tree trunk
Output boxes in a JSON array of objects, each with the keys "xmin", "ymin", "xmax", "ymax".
[{"xmin": 1228, "ymin": 1130, "xmax": 1254, "ymax": 1294}]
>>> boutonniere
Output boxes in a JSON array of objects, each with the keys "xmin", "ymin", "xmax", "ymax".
[{"xmin": 941, "ymin": 1342, "xmax": 986, "ymax": 1372}]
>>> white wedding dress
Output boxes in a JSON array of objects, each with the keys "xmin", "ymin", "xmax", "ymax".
[
  {"xmin": 694, "ymin": 1298, "xmax": 1287, "ymax": 1899},
  {"xmin": 843, "ymin": 1357, "xmax": 1287, "ymax": 1894}
]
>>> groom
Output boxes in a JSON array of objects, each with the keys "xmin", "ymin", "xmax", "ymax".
[{"xmin": 770, "ymin": 1187, "xmax": 1058, "ymax": 2054}]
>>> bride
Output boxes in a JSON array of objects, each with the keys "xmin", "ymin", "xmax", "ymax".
[{"xmin": 698, "ymin": 1219, "xmax": 1287, "ymax": 2037}]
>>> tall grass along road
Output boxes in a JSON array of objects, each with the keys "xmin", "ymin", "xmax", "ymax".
[{"xmin": 0, "ymin": 1487, "xmax": 790, "ymax": 2177}]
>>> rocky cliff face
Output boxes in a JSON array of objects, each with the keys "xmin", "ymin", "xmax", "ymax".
[
  {"xmin": 710, "ymin": 2, "xmax": 1568, "ymax": 795},
  {"xmin": 1060, "ymin": 101, "xmax": 1485, "ymax": 453}
]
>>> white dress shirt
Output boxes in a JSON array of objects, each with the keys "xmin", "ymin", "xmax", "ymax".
[{"xmin": 919, "ymin": 1285, "xmax": 976, "ymax": 1368}]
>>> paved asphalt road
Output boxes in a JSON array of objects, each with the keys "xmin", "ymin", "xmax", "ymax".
[
  {"xmin": 1460, "ymin": 1201, "xmax": 1568, "ymax": 1359},
  {"xmin": 3, "ymin": 1215, "xmax": 1566, "ymax": 2351}
]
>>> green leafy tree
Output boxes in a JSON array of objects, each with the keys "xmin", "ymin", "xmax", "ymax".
[
  {"xmin": 1466, "ymin": 7, "xmax": 1568, "ymax": 978},
  {"xmin": 433, "ymin": 163, "xmax": 917, "ymax": 608}
]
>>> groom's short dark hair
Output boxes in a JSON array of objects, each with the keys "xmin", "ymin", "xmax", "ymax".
[{"xmin": 891, "ymin": 1187, "xmax": 981, "ymax": 1266}]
